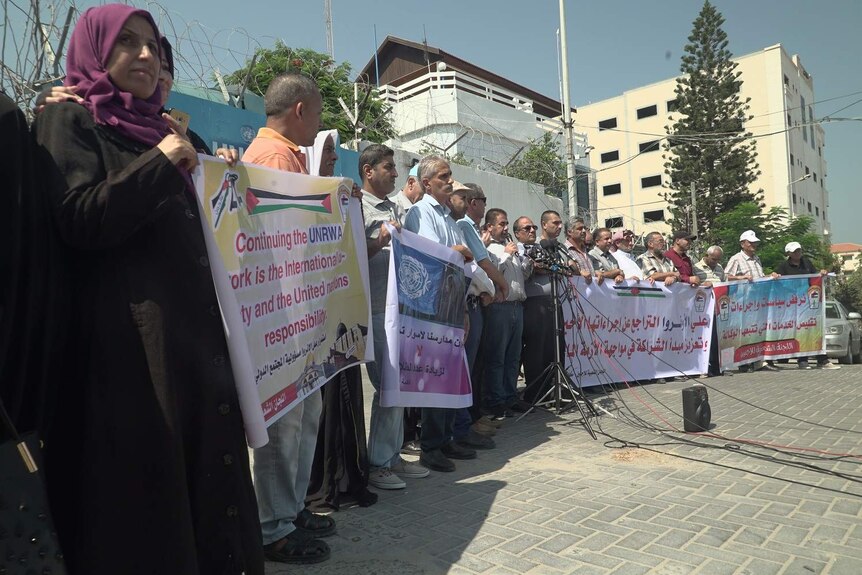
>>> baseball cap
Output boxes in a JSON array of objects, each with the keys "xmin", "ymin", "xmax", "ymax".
[
  {"xmin": 451, "ymin": 181, "xmax": 470, "ymax": 194},
  {"xmin": 612, "ymin": 229, "xmax": 634, "ymax": 242},
  {"xmin": 672, "ymin": 229, "xmax": 697, "ymax": 241},
  {"xmin": 785, "ymin": 241, "xmax": 802, "ymax": 253},
  {"xmin": 408, "ymin": 164, "xmax": 419, "ymax": 178},
  {"xmin": 739, "ymin": 230, "xmax": 760, "ymax": 243}
]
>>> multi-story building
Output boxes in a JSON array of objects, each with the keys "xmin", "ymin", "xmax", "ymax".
[
  {"xmin": 359, "ymin": 36, "xmax": 594, "ymax": 219},
  {"xmin": 575, "ymin": 44, "xmax": 830, "ymax": 236},
  {"xmin": 831, "ymin": 243, "xmax": 862, "ymax": 274}
]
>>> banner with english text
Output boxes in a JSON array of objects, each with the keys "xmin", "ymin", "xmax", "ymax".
[
  {"xmin": 562, "ymin": 278, "xmax": 713, "ymax": 387},
  {"xmin": 381, "ymin": 225, "xmax": 473, "ymax": 408},
  {"xmin": 713, "ymin": 275, "xmax": 825, "ymax": 369},
  {"xmin": 193, "ymin": 155, "xmax": 372, "ymax": 447}
]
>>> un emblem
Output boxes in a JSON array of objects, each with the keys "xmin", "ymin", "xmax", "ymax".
[{"xmin": 399, "ymin": 255, "xmax": 430, "ymax": 300}]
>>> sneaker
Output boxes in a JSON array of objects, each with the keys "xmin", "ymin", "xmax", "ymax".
[
  {"xmin": 441, "ymin": 441, "xmax": 477, "ymax": 460},
  {"xmin": 759, "ymin": 363, "xmax": 780, "ymax": 372},
  {"xmin": 477, "ymin": 415, "xmax": 503, "ymax": 428},
  {"xmin": 420, "ymin": 448, "xmax": 455, "ymax": 472},
  {"xmin": 470, "ymin": 421, "xmax": 497, "ymax": 437},
  {"xmin": 456, "ymin": 430, "xmax": 496, "ymax": 450},
  {"xmin": 368, "ymin": 467, "xmax": 406, "ymax": 490},
  {"xmin": 400, "ymin": 440, "xmax": 421, "ymax": 456},
  {"xmin": 818, "ymin": 361, "xmax": 840, "ymax": 370},
  {"xmin": 391, "ymin": 458, "xmax": 430, "ymax": 479}
]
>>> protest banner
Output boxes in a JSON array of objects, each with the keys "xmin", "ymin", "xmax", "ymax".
[
  {"xmin": 713, "ymin": 275, "xmax": 824, "ymax": 369},
  {"xmin": 562, "ymin": 278, "xmax": 713, "ymax": 387},
  {"xmin": 381, "ymin": 226, "xmax": 472, "ymax": 408},
  {"xmin": 193, "ymin": 156, "xmax": 372, "ymax": 447}
]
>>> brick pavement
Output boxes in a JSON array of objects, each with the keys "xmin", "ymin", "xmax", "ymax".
[{"xmin": 265, "ymin": 364, "xmax": 862, "ymax": 575}]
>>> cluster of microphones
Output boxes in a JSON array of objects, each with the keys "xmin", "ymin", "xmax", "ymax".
[{"xmin": 524, "ymin": 240, "xmax": 577, "ymax": 276}]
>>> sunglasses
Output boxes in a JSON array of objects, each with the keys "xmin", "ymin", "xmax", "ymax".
[{"xmin": 519, "ymin": 225, "xmax": 538, "ymax": 232}]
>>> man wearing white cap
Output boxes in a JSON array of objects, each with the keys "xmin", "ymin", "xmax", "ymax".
[
  {"xmin": 725, "ymin": 230, "xmax": 781, "ymax": 281},
  {"xmin": 726, "ymin": 230, "xmax": 781, "ymax": 372},
  {"xmin": 391, "ymin": 163, "xmax": 423, "ymax": 213},
  {"xmin": 775, "ymin": 242, "xmax": 836, "ymax": 369}
]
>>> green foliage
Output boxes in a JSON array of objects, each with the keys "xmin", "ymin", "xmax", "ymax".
[
  {"xmin": 225, "ymin": 41, "xmax": 394, "ymax": 144},
  {"xmin": 712, "ymin": 202, "xmax": 838, "ymax": 272},
  {"xmin": 503, "ymin": 132, "xmax": 566, "ymax": 197},
  {"xmin": 663, "ymin": 1, "xmax": 762, "ymax": 244},
  {"xmin": 833, "ymin": 269, "xmax": 862, "ymax": 313}
]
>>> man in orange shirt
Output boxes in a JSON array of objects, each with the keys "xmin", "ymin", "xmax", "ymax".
[{"xmin": 242, "ymin": 73, "xmax": 333, "ymax": 565}]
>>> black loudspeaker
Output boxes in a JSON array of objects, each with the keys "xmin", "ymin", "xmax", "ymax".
[{"xmin": 682, "ymin": 385, "xmax": 711, "ymax": 432}]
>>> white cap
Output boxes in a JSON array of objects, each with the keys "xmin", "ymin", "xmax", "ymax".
[
  {"xmin": 785, "ymin": 241, "xmax": 802, "ymax": 253},
  {"xmin": 739, "ymin": 230, "xmax": 760, "ymax": 243}
]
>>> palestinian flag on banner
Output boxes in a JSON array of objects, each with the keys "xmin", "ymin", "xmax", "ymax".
[
  {"xmin": 613, "ymin": 285, "xmax": 666, "ymax": 298},
  {"xmin": 245, "ymin": 188, "xmax": 333, "ymax": 215}
]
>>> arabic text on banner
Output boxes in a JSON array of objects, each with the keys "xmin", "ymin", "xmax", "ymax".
[
  {"xmin": 381, "ymin": 226, "xmax": 472, "ymax": 408},
  {"xmin": 562, "ymin": 278, "xmax": 713, "ymax": 386},
  {"xmin": 192, "ymin": 156, "xmax": 372, "ymax": 447},
  {"xmin": 713, "ymin": 275, "xmax": 825, "ymax": 369}
]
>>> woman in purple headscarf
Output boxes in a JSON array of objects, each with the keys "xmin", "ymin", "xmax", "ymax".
[{"xmin": 33, "ymin": 5, "xmax": 263, "ymax": 574}]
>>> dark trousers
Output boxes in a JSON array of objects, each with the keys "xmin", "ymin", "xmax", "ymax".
[
  {"xmin": 522, "ymin": 295, "xmax": 563, "ymax": 404},
  {"xmin": 420, "ymin": 407, "xmax": 456, "ymax": 452}
]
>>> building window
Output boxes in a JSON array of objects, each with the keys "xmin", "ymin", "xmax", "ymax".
[
  {"xmin": 600, "ymin": 150, "xmax": 620, "ymax": 163},
  {"xmin": 667, "ymin": 99, "xmax": 679, "ymax": 113},
  {"xmin": 639, "ymin": 140, "xmax": 660, "ymax": 154},
  {"xmin": 599, "ymin": 117, "xmax": 617, "ymax": 131},
  {"xmin": 667, "ymin": 136, "xmax": 682, "ymax": 148},
  {"xmin": 805, "ymin": 166, "xmax": 810, "ymax": 175},
  {"xmin": 644, "ymin": 209, "xmax": 665, "ymax": 223},
  {"xmin": 801, "ymin": 96, "xmax": 808, "ymax": 142},
  {"xmin": 809, "ymin": 106, "xmax": 815, "ymax": 148},
  {"xmin": 790, "ymin": 153, "xmax": 794, "ymax": 166},
  {"xmin": 641, "ymin": 175, "xmax": 662, "ymax": 188},
  {"xmin": 784, "ymin": 74, "xmax": 789, "ymax": 86},
  {"xmin": 787, "ymin": 113, "xmax": 792, "ymax": 127},
  {"xmin": 602, "ymin": 183, "xmax": 622, "ymax": 196},
  {"xmin": 605, "ymin": 217, "xmax": 623, "ymax": 228},
  {"xmin": 792, "ymin": 193, "xmax": 797, "ymax": 204},
  {"xmin": 813, "ymin": 172, "xmax": 817, "ymax": 182},
  {"xmin": 807, "ymin": 202, "xmax": 812, "ymax": 213},
  {"xmin": 815, "ymin": 206, "xmax": 820, "ymax": 216},
  {"xmin": 636, "ymin": 104, "xmax": 658, "ymax": 119}
]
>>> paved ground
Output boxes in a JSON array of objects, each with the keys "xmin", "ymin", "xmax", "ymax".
[{"xmin": 265, "ymin": 364, "xmax": 862, "ymax": 575}]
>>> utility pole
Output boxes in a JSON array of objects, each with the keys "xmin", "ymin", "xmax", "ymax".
[
  {"xmin": 690, "ymin": 182, "xmax": 698, "ymax": 237},
  {"xmin": 558, "ymin": 0, "xmax": 578, "ymax": 219},
  {"xmin": 324, "ymin": 0, "xmax": 334, "ymax": 59}
]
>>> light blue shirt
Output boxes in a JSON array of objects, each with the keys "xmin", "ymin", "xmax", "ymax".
[
  {"xmin": 455, "ymin": 217, "xmax": 489, "ymax": 263},
  {"xmin": 403, "ymin": 194, "xmax": 463, "ymax": 247}
]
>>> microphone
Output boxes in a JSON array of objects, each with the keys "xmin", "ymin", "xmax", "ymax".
[{"xmin": 538, "ymin": 240, "xmax": 574, "ymax": 276}]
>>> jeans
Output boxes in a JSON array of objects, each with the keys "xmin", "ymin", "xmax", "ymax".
[
  {"xmin": 253, "ymin": 388, "xmax": 322, "ymax": 544},
  {"xmin": 365, "ymin": 312, "xmax": 404, "ymax": 469},
  {"xmin": 483, "ymin": 301, "xmax": 524, "ymax": 413},
  {"xmin": 454, "ymin": 302, "xmax": 484, "ymax": 440},
  {"xmin": 420, "ymin": 407, "xmax": 456, "ymax": 452}
]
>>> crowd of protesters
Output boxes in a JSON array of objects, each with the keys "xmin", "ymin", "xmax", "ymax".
[{"xmin": 0, "ymin": 5, "xmax": 837, "ymax": 573}]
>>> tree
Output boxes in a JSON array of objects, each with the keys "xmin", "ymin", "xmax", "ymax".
[
  {"xmin": 416, "ymin": 145, "xmax": 474, "ymax": 167},
  {"xmin": 503, "ymin": 132, "xmax": 566, "ymax": 198},
  {"xmin": 711, "ymin": 202, "xmax": 838, "ymax": 272},
  {"xmin": 833, "ymin": 269, "xmax": 862, "ymax": 312},
  {"xmin": 224, "ymin": 42, "xmax": 394, "ymax": 144},
  {"xmin": 663, "ymin": 1, "xmax": 762, "ymax": 244}
]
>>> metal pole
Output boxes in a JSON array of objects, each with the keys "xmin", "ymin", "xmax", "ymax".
[
  {"xmin": 559, "ymin": 0, "xmax": 578, "ymax": 219},
  {"xmin": 690, "ymin": 182, "xmax": 698, "ymax": 237}
]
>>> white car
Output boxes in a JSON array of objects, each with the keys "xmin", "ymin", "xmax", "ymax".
[{"xmin": 825, "ymin": 300, "xmax": 862, "ymax": 364}]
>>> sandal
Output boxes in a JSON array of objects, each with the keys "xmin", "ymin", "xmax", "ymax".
[
  {"xmin": 263, "ymin": 532, "xmax": 330, "ymax": 564},
  {"xmin": 292, "ymin": 507, "xmax": 336, "ymax": 537}
]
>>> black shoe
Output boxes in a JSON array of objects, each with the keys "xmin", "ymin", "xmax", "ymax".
[
  {"xmin": 420, "ymin": 448, "xmax": 455, "ymax": 472},
  {"xmin": 456, "ymin": 430, "xmax": 495, "ymax": 450},
  {"xmin": 264, "ymin": 532, "xmax": 330, "ymax": 564},
  {"xmin": 292, "ymin": 508, "xmax": 336, "ymax": 538},
  {"xmin": 441, "ymin": 441, "xmax": 477, "ymax": 460},
  {"xmin": 508, "ymin": 399, "xmax": 532, "ymax": 413}
]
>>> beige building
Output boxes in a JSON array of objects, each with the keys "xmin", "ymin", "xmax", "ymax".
[
  {"xmin": 575, "ymin": 44, "xmax": 829, "ymax": 237},
  {"xmin": 831, "ymin": 243, "xmax": 862, "ymax": 274}
]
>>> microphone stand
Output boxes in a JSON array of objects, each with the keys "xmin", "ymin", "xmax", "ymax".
[{"xmin": 520, "ymin": 241, "xmax": 598, "ymax": 439}]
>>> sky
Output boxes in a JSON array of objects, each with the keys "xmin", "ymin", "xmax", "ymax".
[{"xmin": 73, "ymin": 0, "xmax": 861, "ymax": 243}]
